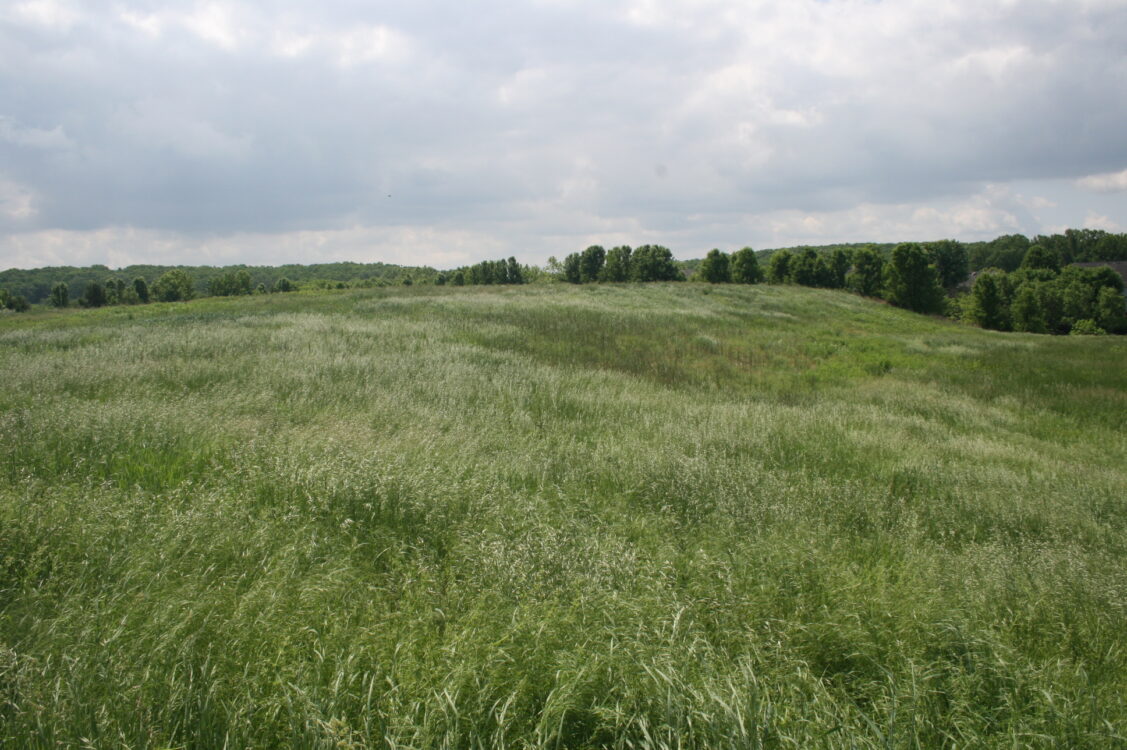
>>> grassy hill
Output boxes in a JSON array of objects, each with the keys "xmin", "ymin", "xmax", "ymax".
[{"xmin": 1, "ymin": 284, "xmax": 1125, "ymax": 747}]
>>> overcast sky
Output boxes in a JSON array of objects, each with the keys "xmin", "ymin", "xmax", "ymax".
[{"xmin": 2, "ymin": 0, "xmax": 1126, "ymax": 270}]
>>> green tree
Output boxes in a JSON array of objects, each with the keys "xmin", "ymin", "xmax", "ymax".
[
  {"xmin": 506, "ymin": 257, "xmax": 524, "ymax": 284},
  {"xmin": 969, "ymin": 270, "xmax": 1012, "ymax": 331},
  {"xmin": 152, "ymin": 270, "xmax": 195, "ymax": 301},
  {"xmin": 3, "ymin": 290, "xmax": 30, "ymax": 312},
  {"xmin": 1096, "ymin": 287, "xmax": 1127, "ymax": 334},
  {"xmin": 788, "ymin": 248, "xmax": 823, "ymax": 287},
  {"xmin": 82, "ymin": 281, "xmax": 108, "ymax": 308},
  {"xmin": 766, "ymin": 250, "xmax": 793, "ymax": 284},
  {"xmin": 925, "ymin": 240, "xmax": 970, "ymax": 288},
  {"xmin": 235, "ymin": 269, "xmax": 253, "ymax": 295},
  {"xmin": 1020, "ymin": 245, "xmax": 1062, "ymax": 273},
  {"xmin": 579, "ymin": 246, "xmax": 606, "ymax": 283},
  {"xmin": 883, "ymin": 242, "xmax": 945, "ymax": 314},
  {"xmin": 1011, "ymin": 284, "xmax": 1047, "ymax": 333},
  {"xmin": 562, "ymin": 253, "xmax": 582, "ymax": 284},
  {"xmin": 103, "ymin": 277, "xmax": 125, "ymax": 305},
  {"xmin": 630, "ymin": 245, "xmax": 681, "ymax": 282},
  {"xmin": 729, "ymin": 247, "xmax": 761, "ymax": 284},
  {"xmin": 968, "ymin": 234, "xmax": 1030, "ymax": 272},
  {"xmin": 600, "ymin": 246, "xmax": 632, "ymax": 282},
  {"xmin": 827, "ymin": 248, "xmax": 850, "ymax": 289},
  {"xmin": 845, "ymin": 247, "xmax": 885, "ymax": 297},
  {"xmin": 50, "ymin": 282, "xmax": 69, "ymax": 308},
  {"xmin": 697, "ymin": 249, "xmax": 731, "ymax": 283},
  {"xmin": 133, "ymin": 277, "xmax": 150, "ymax": 303}
]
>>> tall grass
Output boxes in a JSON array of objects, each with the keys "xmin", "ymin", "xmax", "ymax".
[{"xmin": 1, "ymin": 283, "xmax": 1125, "ymax": 747}]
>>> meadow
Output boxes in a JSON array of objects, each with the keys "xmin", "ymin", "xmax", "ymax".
[{"xmin": 1, "ymin": 283, "xmax": 1125, "ymax": 748}]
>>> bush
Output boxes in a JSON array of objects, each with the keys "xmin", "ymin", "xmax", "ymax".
[
  {"xmin": 151, "ymin": 270, "xmax": 195, "ymax": 302},
  {"xmin": 1070, "ymin": 319, "xmax": 1107, "ymax": 335}
]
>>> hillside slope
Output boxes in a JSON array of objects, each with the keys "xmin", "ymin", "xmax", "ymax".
[{"xmin": 2, "ymin": 284, "xmax": 1125, "ymax": 747}]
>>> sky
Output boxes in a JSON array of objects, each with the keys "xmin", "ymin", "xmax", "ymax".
[{"xmin": 2, "ymin": 0, "xmax": 1127, "ymax": 271}]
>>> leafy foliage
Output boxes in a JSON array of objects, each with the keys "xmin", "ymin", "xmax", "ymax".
[
  {"xmin": 883, "ymin": 243, "xmax": 946, "ymax": 314},
  {"xmin": 152, "ymin": 269, "xmax": 196, "ymax": 302},
  {"xmin": 845, "ymin": 246, "xmax": 885, "ymax": 297},
  {"xmin": 697, "ymin": 249, "xmax": 731, "ymax": 283},
  {"xmin": 729, "ymin": 246, "xmax": 762, "ymax": 284}
]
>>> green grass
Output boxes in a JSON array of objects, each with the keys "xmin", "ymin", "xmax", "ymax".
[{"xmin": 1, "ymin": 283, "xmax": 1125, "ymax": 748}]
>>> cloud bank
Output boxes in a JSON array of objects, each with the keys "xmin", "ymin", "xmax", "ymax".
[{"xmin": 2, "ymin": 0, "xmax": 1126, "ymax": 268}]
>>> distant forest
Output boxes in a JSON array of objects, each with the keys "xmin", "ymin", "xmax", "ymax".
[
  {"xmin": 2, "ymin": 228, "xmax": 1125, "ymax": 335},
  {"xmin": 0, "ymin": 261, "xmax": 440, "ymax": 306}
]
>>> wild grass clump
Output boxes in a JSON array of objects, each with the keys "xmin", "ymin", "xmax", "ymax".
[{"xmin": 1, "ymin": 283, "xmax": 1125, "ymax": 747}]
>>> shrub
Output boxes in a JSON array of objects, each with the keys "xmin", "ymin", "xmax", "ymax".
[{"xmin": 1070, "ymin": 318, "xmax": 1107, "ymax": 335}]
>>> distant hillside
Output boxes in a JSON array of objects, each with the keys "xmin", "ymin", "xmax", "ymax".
[
  {"xmin": 682, "ymin": 230, "xmax": 1127, "ymax": 273},
  {"xmin": 0, "ymin": 261, "xmax": 439, "ymax": 304}
]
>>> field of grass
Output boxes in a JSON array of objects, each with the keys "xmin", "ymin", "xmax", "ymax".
[{"xmin": 1, "ymin": 283, "xmax": 1125, "ymax": 748}]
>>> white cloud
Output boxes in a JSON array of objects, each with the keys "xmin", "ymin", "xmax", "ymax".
[
  {"xmin": 0, "ymin": 179, "xmax": 37, "ymax": 221},
  {"xmin": 1, "ymin": 0, "xmax": 1126, "ymax": 268},
  {"xmin": 9, "ymin": 0, "xmax": 78, "ymax": 30},
  {"xmin": 180, "ymin": 3, "xmax": 243, "ymax": 51},
  {"xmin": 1081, "ymin": 212, "xmax": 1123, "ymax": 232},
  {"xmin": 0, "ymin": 117, "xmax": 73, "ymax": 150},
  {"xmin": 1076, "ymin": 168, "xmax": 1127, "ymax": 193}
]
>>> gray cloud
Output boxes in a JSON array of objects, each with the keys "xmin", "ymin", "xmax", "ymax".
[{"xmin": 2, "ymin": 0, "xmax": 1126, "ymax": 268}]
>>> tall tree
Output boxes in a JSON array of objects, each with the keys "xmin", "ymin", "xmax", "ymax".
[
  {"xmin": 562, "ymin": 253, "xmax": 582, "ymax": 284},
  {"xmin": 697, "ymin": 249, "xmax": 731, "ymax": 283},
  {"xmin": 765, "ymin": 250, "xmax": 793, "ymax": 284},
  {"xmin": 600, "ymin": 246, "xmax": 632, "ymax": 282},
  {"xmin": 827, "ymin": 248, "xmax": 851, "ymax": 289},
  {"xmin": 506, "ymin": 257, "xmax": 524, "ymax": 284},
  {"xmin": 883, "ymin": 243, "xmax": 945, "ymax": 314},
  {"xmin": 1011, "ymin": 284, "xmax": 1047, "ymax": 333},
  {"xmin": 925, "ymin": 240, "xmax": 970, "ymax": 288},
  {"xmin": 1096, "ymin": 286, "xmax": 1127, "ymax": 334},
  {"xmin": 631, "ymin": 245, "xmax": 681, "ymax": 282},
  {"xmin": 49, "ymin": 282, "xmax": 69, "ymax": 308},
  {"xmin": 729, "ymin": 247, "xmax": 761, "ymax": 284},
  {"xmin": 579, "ymin": 245, "xmax": 606, "ymax": 283},
  {"xmin": 1020, "ymin": 245, "xmax": 1061, "ymax": 273},
  {"xmin": 82, "ymin": 281, "xmax": 108, "ymax": 308},
  {"xmin": 133, "ymin": 277, "xmax": 150, "ymax": 303},
  {"xmin": 969, "ymin": 270, "xmax": 1012, "ymax": 331},
  {"xmin": 788, "ymin": 248, "xmax": 822, "ymax": 287},
  {"xmin": 845, "ymin": 247, "xmax": 885, "ymax": 297},
  {"xmin": 152, "ymin": 270, "xmax": 195, "ymax": 301}
]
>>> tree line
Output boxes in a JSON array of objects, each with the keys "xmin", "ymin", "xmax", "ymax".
[
  {"xmin": 3, "ymin": 269, "xmax": 303, "ymax": 312},
  {"xmin": 434, "ymin": 257, "xmax": 531, "ymax": 286},
  {"xmin": 0, "ymin": 261, "xmax": 438, "ymax": 306},
  {"xmin": 966, "ymin": 252, "xmax": 1125, "ymax": 335},
  {"xmin": 3, "ymin": 230, "xmax": 1124, "ymax": 336},
  {"xmin": 966, "ymin": 229, "xmax": 1127, "ymax": 272},
  {"xmin": 689, "ymin": 242, "xmax": 958, "ymax": 316}
]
